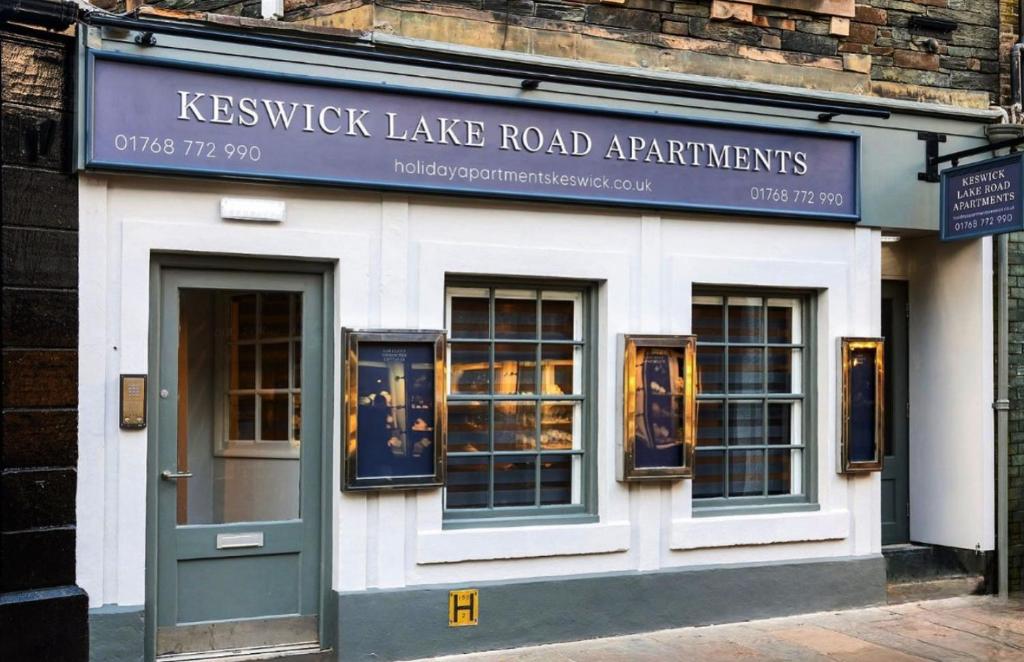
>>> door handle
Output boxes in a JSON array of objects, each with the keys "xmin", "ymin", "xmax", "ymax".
[{"xmin": 161, "ymin": 469, "xmax": 193, "ymax": 480}]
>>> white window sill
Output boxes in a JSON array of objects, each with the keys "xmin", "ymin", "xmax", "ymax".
[
  {"xmin": 416, "ymin": 520, "xmax": 630, "ymax": 565},
  {"xmin": 670, "ymin": 509, "xmax": 849, "ymax": 551}
]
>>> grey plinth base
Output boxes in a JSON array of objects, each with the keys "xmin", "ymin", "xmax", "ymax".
[
  {"xmin": 89, "ymin": 604, "xmax": 145, "ymax": 662},
  {"xmin": 336, "ymin": 554, "xmax": 886, "ymax": 661}
]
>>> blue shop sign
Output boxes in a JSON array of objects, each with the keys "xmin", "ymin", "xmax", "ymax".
[
  {"xmin": 941, "ymin": 153, "xmax": 1024, "ymax": 241},
  {"xmin": 85, "ymin": 51, "xmax": 860, "ymax": 221}
]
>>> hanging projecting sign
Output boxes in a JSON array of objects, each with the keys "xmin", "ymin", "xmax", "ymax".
[
  {"xmin": 85, "ymin": 52, "xmax": 860, "ymax": 220},
  {"xmin": 941, "ymin": 153, "xmax": 1024, "ymax": 241}
]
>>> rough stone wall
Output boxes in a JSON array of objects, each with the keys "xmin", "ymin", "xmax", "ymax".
[
  {"xmin": 120, "ymin": 0, "xmax": 1002, "ymax": 108},
  {"xmin": 0, "ymin": 25, "xmax": 88, "ymax": 659}
]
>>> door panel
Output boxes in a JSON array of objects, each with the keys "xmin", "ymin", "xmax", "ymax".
[
  {"xmin": 155, "ymin": 269, "xmax": 323, "ymax": 656},
  {"xmin": 176, "ymin": 554, "xmax": 301, "ymax": 623},
  {"xmin": 881, "ymin": 280, "xmax": 909, "ymax": 545}
]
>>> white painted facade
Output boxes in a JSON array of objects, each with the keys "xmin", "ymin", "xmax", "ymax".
[{"xmin": 75, "ymin": 168, "xmax": 999, "ymax": 611}]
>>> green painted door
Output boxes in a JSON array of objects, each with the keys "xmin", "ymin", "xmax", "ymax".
[
  {"xmin": 881, "ymin": 280, "xmax": 909, "ymax": 545},
  {"xmin": 155, "ymin": 269, "xmax": 324, "ymax": 657}
]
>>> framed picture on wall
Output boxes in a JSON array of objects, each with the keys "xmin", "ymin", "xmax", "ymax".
[
  {"xmin": 839, "ymin": 337, "xmax": 885, "ymax": 473},
  {"xmin": 620, "ymin": 335, "xmax": 697, "ymax": 481},
  {"xmin": 343, "ymin": 329, "xmax": 447, "ymax": 490}
]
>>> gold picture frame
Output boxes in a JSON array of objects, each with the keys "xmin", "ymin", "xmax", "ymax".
[
  {"xmin": 343, "ymin": 329, "xmax": 447, "ymax": 491},
  {"xmin": 620, "ymin": 335, "xmax": 697, "ymax": 481},
  {"xmin": 840, "ymin": 337, "xmax": 885, "ymax": 474}
]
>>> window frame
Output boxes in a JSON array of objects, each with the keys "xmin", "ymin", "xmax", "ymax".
[
  {"xmin": 213, "ymin": 291, "xmax": 303, "ymax": 460},
  {"xmin": 442, "ymin": 277, "xmax": 598, "ymax": 528},
  {"xmin": 691, "ymin": 287, "xmax": 818, "ymax": 516}
]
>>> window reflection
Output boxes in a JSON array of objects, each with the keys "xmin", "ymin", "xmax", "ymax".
[
  {"xmin": 445, "ymin": 287, "xmax": 585, "ymax": 511},
  {"xmin": 694, "ymin": 293, "xmax": 805, "ymax": 502},
  {"xmin": 494, "ymin": 343, "xmax": 537, "ymax": 395}
]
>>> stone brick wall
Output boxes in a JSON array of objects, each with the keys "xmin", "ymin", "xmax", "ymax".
[
  {"xmin": 1007, "ymin": 233, "xmax": 1024, "ymax": 594},
  {"xmin": 118, "ymin": 0, "xmax": 1003, "ymax": 108},
  {"xmin": 998, "ymin": 0, "xmax": 1018, "ymax": 105},
  {"xmin": 0, "ymin": 25, "xmax": 88, "ymax": 660}
]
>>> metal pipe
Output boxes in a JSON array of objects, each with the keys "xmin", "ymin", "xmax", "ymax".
[
  {"xmin": 997, "ymin": 232, "xmax": 1010, "ymax": 599},
  {"xmin": 0, "ymin": 0, "xmax": 78, "ymax": 30},
  {"xmin": 81, "ymin": 13, "xmax": 895, "ymax": 120},
  {"xmin": 1011, "ymin": 43, "xmax": 1023, "ymax": 108}
]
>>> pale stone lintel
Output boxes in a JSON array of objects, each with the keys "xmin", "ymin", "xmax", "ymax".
[{"xmin": 744, "ymin": 0, "xmax": 855, "ymax": 18}]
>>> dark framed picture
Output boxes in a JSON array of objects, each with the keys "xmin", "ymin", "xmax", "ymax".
[
  {"xmin": 620, "ymin": 335, "xmax": 697, "ymax": 481},
  {"xmin": 343, "ymin": 329, "xmax": 447, "ymax": 490},
  {"xmin": 840, "ymin": 337, "xmax": 885, "ymax": 473}
]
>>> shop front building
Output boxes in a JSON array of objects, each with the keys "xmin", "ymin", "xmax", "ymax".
[{"xmin": 73, "ymin": 6, "xmax": 1005, "ymax": 661}]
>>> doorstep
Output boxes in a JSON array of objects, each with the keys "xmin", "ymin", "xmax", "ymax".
[{"xmin": 882, "ymin": 543, "xmax": 992, "ymax": 604}]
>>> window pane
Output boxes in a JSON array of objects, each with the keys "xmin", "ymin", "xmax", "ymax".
[
  {"xmin": 229, "ymin": 394, "xmax": 255, "ymax": 440},
  {"xmin": 494, "ymin": 402, "xmax": 537, "ymax": 451},
  {"xmin": 729, "ymin": 450, "xmax": 765, "ymax": 496},
  {"xmin": 541, "ymin": 344, "xmax": 577, "ymax": 395},
  {"xmin": 694, "ymin": 451, "xmax": 725, "ymax": 498},
  {"xmin": 495, "ymin": 294, "xmax": 537, "ymax": 339},
  {"xmin": 697, "ymin": 401, "xmax": 724, "ymax": 447},
  {"xmin": 291, "ymin": 296, "xmax": 302, "ymax": 337},
  {"xmin": 293, "ymin": 342, "xmax": 301, "ymax": 389},
  {"xmin": 540, "ymin": 454, "xmax": 572, "ymax": 505},
  {"xmin": 728, "ymin": 402, "xmax": 763, "ymax": 446},
  {"xmin": 692, "ymin": 302, "xmax": 724, "ymax": 342},
  {"xmin": 231, "ymin": 294, "xmax": 257, "ymax": 340},
  {"xmin": 728, "ymin": 298, "xmax": 763, "ymax": 343},
  {"xmin": 768, "ymin": 402, "xmax": 799, "ymax": 446},
  {"xmin": 767, "ymin": 298, "xmax": 800, "ymax": 344},
  {"xmin": 448, "ymin": 401, "xmax": 489, "ymax": 453},
  {"xmin": 494, "ymin": 457, "xmax": 536, "ymax": 506},
  {"xmin": 261, "ymin": 342, "xmax": 290, "ymax": 389},
  {"xmin": 540, "ymin": 402, "xmax": 575, "ymax": 450},
  {"xmin": 292, "ymin": 392, "xmax": 301, "ymax": 442},
  {"xmin": 450, "ymin": 344, "xmax": 490, "ymax": 394},
  {"xmin": 261, "ymin": 293, "xmax": 291, "ymax": 338},
  {"xmin": 728, "ymin": 347, "xmax": 764, "ymax": 393},
  {"xmin": 768, "ymin": 448, "xmax": 795, "ymax": 495},
  {"xmin": 230, "ymin": 344, "xmax": 255, "ymax": 390},
  {"xmin": 446, "ymin": 456, "xmax": 489, "ymax": 509},
  {"xmin": 260, "ymin": 393, "xmax": 289, "ymax": 441},
  {"xmin": 697, "ymin": 346, "xmax": 724, "ymax": 394},
  {"xmin": 541, "ymin": 298, "xmax": 575, "ymax": 340},
  {"xmin": 451, "ymin": 296, "xmax": 489, "ymax": 339},
  {"xmin": 768, "ymin": 348, "xmax": 801, "ymax": 394},
  {"xmin": 494, "ymin": 343, "xmax": 537, "ymax": 395}
]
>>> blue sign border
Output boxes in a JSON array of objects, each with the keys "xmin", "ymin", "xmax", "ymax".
[
  {"xmin": 940, "ymin": 152, "xmax": 1024, "ymax": 241},
  {"xmin": 84, "ymin": 49, "xmax": 862, "ymax": 222}
]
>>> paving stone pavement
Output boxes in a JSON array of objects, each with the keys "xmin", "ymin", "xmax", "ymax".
[{"xmin": 418, "ymin": 596, "xmax": 1024, "ymax": 661}]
